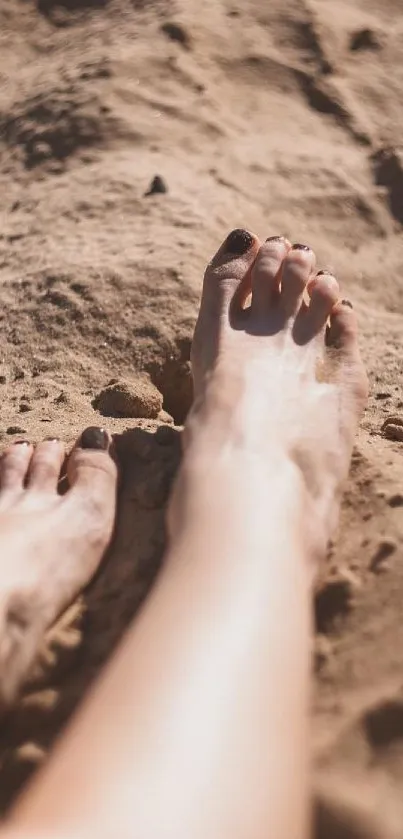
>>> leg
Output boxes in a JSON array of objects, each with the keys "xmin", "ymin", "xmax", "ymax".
[
  {"xmin": 5, "ymin": 231, "xmax": 367, "ymax": 839},
  {"xmin": 0, "ymin": 426, "xmax": 117, "ymax": 706}
]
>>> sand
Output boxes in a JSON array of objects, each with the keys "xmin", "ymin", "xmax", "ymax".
[{"xmin": 0, "ymin": 0, "xmax": 403, "ymax": 835}]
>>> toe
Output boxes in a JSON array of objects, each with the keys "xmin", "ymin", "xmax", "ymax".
[
  {"xmin": 327, "ymin": 298, "xmax": 358, "ymax": 353},
  {"xmin": 0, "ymin": 441, "xmax": 33, "ymax": 493},
  {"xmin": 250, "ymin": 236, "xmax": 291, "ymax": 315},
  {"xmin": 295, "ymin": 270, "xmax": 340, "ymax": 342},
  {"xmin": 327, "ymin": 300, "xmax": 369, "ymax": 419},
  {"xmin": 27, "ymin": 439, "xmax": 66, "ymax": 492},
  {"xmin": 202, "ymin": 228, "xmax": 261, "ymax": 320},
  {"xmin": 279, "ymin": 243, "xmax": 316, "ymax": 318},
  {"xmin": 67, "ymin": 427, "xmax": 117, "ymax": 522}
]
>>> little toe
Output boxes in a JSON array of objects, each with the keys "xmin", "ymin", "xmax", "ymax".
[
  {"xmin": 327, "ymin": 300, "xmax": 369, "ymax": 418},
  {"xmin": 327, "ymin": 298, "xmax": 358, "ymax": 353},
  {"xmin": 0, "ymin": 441, "xmax": 33, "ymax": 494},
  {"xmin": 279, "ymin": 243, "xmax": 316, "ymax": 318},
  {"xmin": 251, "ymin": 236, "xmax": 291, "ymax": 315},
  {"xmin": 202, "ymin": 228, "xmax": 261, "ymax": 320},
  {"xmin": 295, "ymin": 270, "xmax": 340, "ymax": 341},
  {"xmin": 67, "ymin": 427, "xmax": 117, "ymax": 522},
  {"xmin": 27, "ymin": 439, "xmax": 66, "ymax": 492}
]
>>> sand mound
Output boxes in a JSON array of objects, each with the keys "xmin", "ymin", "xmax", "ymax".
[{"xmin": 0, "ymin": 0, "xmax": 403, "ymax": 835}]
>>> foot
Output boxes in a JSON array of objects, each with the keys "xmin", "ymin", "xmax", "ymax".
[
  {"xmin": 0, "ymin": 427, "xmax": 117, "ymax": 705},
  {"xmin": 187, "ymin": 229, "xmax": 368, "ymax": 560}
]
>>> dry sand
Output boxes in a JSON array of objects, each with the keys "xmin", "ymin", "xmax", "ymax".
[{"xmin": 1, "ymin": 0, "xmax": 403, "ymax": 836}]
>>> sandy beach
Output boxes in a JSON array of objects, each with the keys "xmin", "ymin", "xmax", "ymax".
[{"xmin": 0, "ymin": 0, "xmax": 403, "ymax": 835}]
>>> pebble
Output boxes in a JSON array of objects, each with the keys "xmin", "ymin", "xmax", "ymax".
[
  {"xmin": 93, "ymin": 378, "xmax": 163, "ymax": 419},
  {"xmin": 388, "ymin": 494, "xmax": 403, "ymax": 508},
  {"xmin": 6, "ymin": 426, "xmax": 27, "ymax": 435},
  {"xmin": 144, "ymin": 175, "xmax": 168, "ymax": 196},
  {"xmin": 160, "ymin": 21, "xmax": 192, "ymax": 49},
  {"xmin": 369, "ymin": 539, "xmax": 397, "ymax": 573},
  {"xmin": 381, "ymin": 416, "xmax": 403, "ymax": 442}
]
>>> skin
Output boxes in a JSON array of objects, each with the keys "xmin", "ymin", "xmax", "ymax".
[
  {"xmin": 0, "ymin": 231, "xmax": 367, "ymax": 839},
  {"xmin": 0, "ymin": 427, "xmax": 117, "ymax": 706}
]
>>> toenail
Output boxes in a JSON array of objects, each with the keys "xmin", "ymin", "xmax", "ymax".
[
  {"xmin": 341, "ymin": 298, "xmax": 353, "ymax": 309},
  {"xmin": 317, "ymin": 270, "xmax": 332, "ymax": 276},
  {"xmin": 44, "ymin": 437, "xmax": 60, "ymax": 442},
  {"xmin": 292, "ymin": 243, "xmax": 311, "ymax": 251},
  {"xmin": 13, "ymin": 440, "xmax": 30, "ymax": 446},
  {"xmin": 224, "ymin": 228, "xmax": 254, "ymax": 256},
  {"xmin": 79, "ymin": 427, "xmax": 109, "ymax": 451},
  {"xmin": 265, "ymin": 235, "xmax": 285, "ymax": 243}
]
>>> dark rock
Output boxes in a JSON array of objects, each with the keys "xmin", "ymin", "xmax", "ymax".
[
  {"xmin": 350, "ymin": 28, "xmax": 382, "ymax": 52},
  {"xmin": 144, "ymin": 175, "xmax": 168, "ymax": 197},
  {"xmin": 160, "ymin": 22, "xmax": 191, "ymax": 49},
  {"xmin": 388, "ymin": 494, "xmax": 403, "ymax": 508},
  {"xmin": 370, "ymin": 539, "xmax": 397, "ymax": 572}
]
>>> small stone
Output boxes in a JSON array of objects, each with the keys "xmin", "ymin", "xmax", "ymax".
[
  {"xmin": 375, "ymin": 392, "xmax": 391, "ymax": 400},
  {"xmin": 388, "ymin": 494, "xmax": 403, "ymax": 508},
  {"xmin": 314, "ymin": 577, "xmax": 354, "ymax": 634},
  {"xmin": 19, "ymin": 403, "xmax": 31, "ymax": 413},
  {"xmin": 381, "ymin": 416, "xmax": 403, "ymax": 442},
  {"xmin": 93, "ymin": 378, "xmax": 163, "ymax": 419},
  {"xmin": 160, "ymin": 21, "xmax": 191, "ymax": 49},
  {"xmin": 13, "ymin": 367, "xmax": 25, "ymax": 381},
  {"xmin": 6, "ymin": 426, "xmax": 27, "ymax": 435},
  {"xmin": 350, "ymin": 28, "xmax": 382, "ymax": 52},
  {"xmin": 0, "ymin": 375, "xmax": 6, "ymax": 384},
  {"xmin": 370, "ymin": 539, "xmax": 397, "ymax": 573},
  {"xmin": 144, "ymin": 175, "xmax": 168, "ymax": 197}
]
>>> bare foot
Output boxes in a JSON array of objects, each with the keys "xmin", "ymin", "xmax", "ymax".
[
  {"xmin": 0, "ymin": 427, "xmax": 117, "ymax": 705},
  {"xmin": 188, "ymin": 229, "xmax": 368, "ymax": 561}
]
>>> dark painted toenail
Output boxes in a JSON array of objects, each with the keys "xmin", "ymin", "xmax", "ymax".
[
  {"xmin": 317, "ymin": 270, "xmax": 332, "ymax": 276},
  {"xmin": 265, "ymin": 235, "xmax": 284, "ymax": 243},
  {"xmin": 79, "ymin": 427, "xmax": 109, "ymax": 451},
  {"xmin": 341, "ymin": 298, "xmax": 353, "ymax": 309},
  {"xmin": 292, "ymin": 243, "xmax": 311, "ymax": 251},
  {"xmin": 224, "ymin": 228, "xmax": 254, "ymax": 256},
  {"xmin": 13, "ymin": 440, "xmax": 30, "ymax": 446}
]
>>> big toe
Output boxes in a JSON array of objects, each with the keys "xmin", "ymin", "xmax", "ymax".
[
  {"xmin": 201, "ymin": 228, "xmax": 261, "ymax": 321},
  {"xmin": 66, "ymin": 427, "xmax": 117, "ymax": 539}
]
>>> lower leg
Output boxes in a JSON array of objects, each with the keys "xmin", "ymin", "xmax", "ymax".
[{"xmin": 4, "ymin": 232, "xmax": 367, "ymax": 839}]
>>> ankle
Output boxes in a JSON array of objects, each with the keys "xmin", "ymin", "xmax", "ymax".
[{"xmin": 170, "ymin": 432, "xmax": 331, "ymax": 578}]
